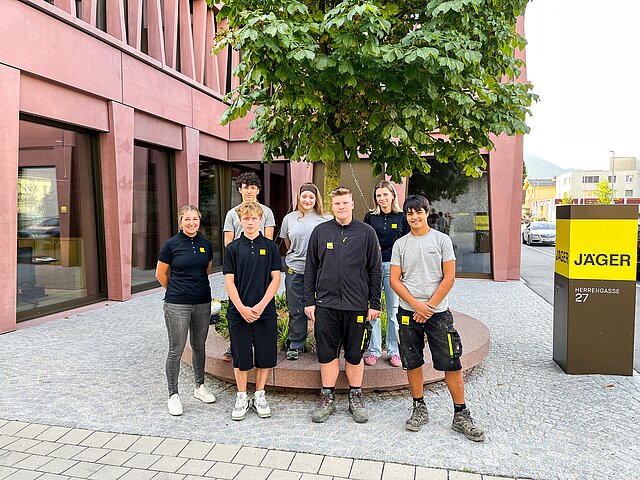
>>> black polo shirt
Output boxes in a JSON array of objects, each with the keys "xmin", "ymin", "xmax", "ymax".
[
  {"xmin": 158, "ymin": 232, "xmax": 213, "ymax": 304},
  {"xmin": 363, "ymin": 211, "xmax": 409, "ymax": 262},
  {"xmin": 223, "ymin": 233, "xmax": 282, "ymax": 318}
]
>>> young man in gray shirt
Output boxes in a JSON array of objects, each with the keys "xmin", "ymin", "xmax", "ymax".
[{"xmin": 390, "ymin": 195, "xmax": 485, "ymax": 442}]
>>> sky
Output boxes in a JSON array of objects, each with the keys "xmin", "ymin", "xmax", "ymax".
[{"xmin": 523, "ymin": 1, "xmax": 640, "ymax": 170}]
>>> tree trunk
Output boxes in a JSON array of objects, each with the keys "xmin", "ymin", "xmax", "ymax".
[{"xmin": 323, "ymin": 157, "xmax": 341, "ymax": 210}]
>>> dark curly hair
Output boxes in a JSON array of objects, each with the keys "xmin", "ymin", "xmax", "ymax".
[{"xmin": 236, "ymin": 171, "xmax": 261, "ymax": 191}]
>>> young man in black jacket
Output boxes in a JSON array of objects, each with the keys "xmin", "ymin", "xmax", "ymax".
[{"xmin": 304, "ymin": 187, "xmax": 382, "ymax": 423}]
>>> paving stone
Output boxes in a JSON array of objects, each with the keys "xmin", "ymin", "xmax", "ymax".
[
  {"xmin": 153, "ymin": 439, "xmax": 190, "ymax": 457},
  {"xmin": 38, "ymin": 457, "xmax": 78, "ymax": 474},
  {"xmin": 96, "ymin": 450, "xmax": 136, "ymax": 466},
  {"xmin": 128, "ymin": 436, "xmax": 164, "ymax": 454},
  {"xmin": 482, "ymin": 476, "xmax": 515, "ymax": 480},
  {"xmin": 150, "ymin": 473, "xmax": 186, "ymax": 480},
  {"xmin": 25, "ymin": 441, "xmax": 60, "ymax": 456},
  {"xmin": 318, "ymin": 457, "xmax": 352, "ymax": 478},
  {"xmin": 289, "ymin": 453, "xmax": 323, "ymax": 474},
  {"xmin": 416, "ymin": 466, "xmax": 448, "ymax": 480},
  {"xmin": 4, "ymin": 470, "xmax": 41, "ymax": 479},
  {"xmin": 36, "ymin": 426, "xmax": 72, "ymax": 442},
  {"xmin": 203, "ymin": 461, "xmax": 242, "ymax": 479},
  {"xmin": 37, "ymin": 474, "xmax": 70, "ymax": 480},
  {"xmin": 57, "ymin": 429, "xmax": 93, "ymax": 445},
  {"xmin": 0, "ymin": 422, "xmax": 6, "ymax": 429},
  {"xmin": 118, "ymin": 469, "xmax": 157, "ymax": 480},
  {"xmin": 3, "ymin": 439, "xmax": 40, "ymax": 453},
  {"xmin": 103, "ymin": 434, "xmax": 140, "ymax": 452},
  {"xmin": 0, "ymin": 422, "xmax": 29, "ymax": 436},
  {"xmin": 12, "ymin": 454, "xmax": 52, "ymax": 470},
  {"xmin": 0, "ymin": 438, "xmax": 16, "ymax": 450},
  {"xmin": 177, "ymin": 441, "xmax": 214, "ymax": 460},
  {"xmin": 72, "ymin": 447, "xmax": 110, "ymax": 463},
  {"xmin": 123, "ymin": 453, "xmax": 163, "ymax": 469},
  {"xmin": 51, "ymin": 445, "xmax": 86, "ymax": 459},
  {"xmin": 89, "ymin": 464, "xmax": 130, "ymax": 479},
  {"xmin": 0, "ymin": 466, "xmax": 16, "ymax": 480},
  {"xmin": 204, "ymin": 445, "xmax": 241, "ymax": 463},
  {"xmin": 0, "ymin": 452, "xmax": 30, "ymax": 467},
  {"xmin": 266, "ymin": 470, "xmax": 300, "ymax": 480},
  {"xmin": 299, "ymin": 474, "xmax": 332, "ymax": 480},
  {"xmin": 234, "ymin": 465, "xmax": 272, "ymax": 480},
  {"xmin": 449, "ymin": 472, "xmax": 482, "ymax": 480},
  {"xmin": 63, "ymin": 460, "xmax": 104, "ymax": 478},
  {"xmin": 350, "ymin": 460, "xmax": 383, "ymax": 480},
  {"xmin": 177, "ymin": 459, "xmax": 215, "ymax": 476},
  {"xmin": 232, "ymin": 447, "xmax": 268, "ymax": 467},
  {"xmin": 14, "ymin": 423, "xmax": 49, "ymax": 439},
  {"xmin": 260, "ymin": 450, "xmax": 295, "ymax": 470},
  {"xmin": 80, "ymin": 433, "xmax": 116, "ymax": 449},
  {"xmin": 382, "ymin": 463, "xmax": 415, "ymax": 480},
  {"xmin": 150, "ymin": 456, "xmax": 188, "ymax": 473}
]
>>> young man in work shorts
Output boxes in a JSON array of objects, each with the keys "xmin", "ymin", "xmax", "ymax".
[{"xmin": 390, "ymin": 195, "xmax": 485, "ymax": 441}]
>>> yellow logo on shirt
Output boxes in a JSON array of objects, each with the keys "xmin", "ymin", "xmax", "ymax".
[
  {"xmin": 401, "ymin": 315, "xmax": 410, "ymax": 325},
  {"xmin": 357, "ymin": 315, "xmax": 364, "ymax": 323},
  {"xmin": 259, "ymin": 249, "xmax": 266, "ymax": 255},
  {"xmin": 391, "ymin": 223, "xmax": 398, "ymax": 229},
  {"xmin": 199, "ymin": 247, "xmax": 205, "ymax": 253},
  {"xmin": 327, "ymin": 242, "xmax": 334, "ymax": 250}
]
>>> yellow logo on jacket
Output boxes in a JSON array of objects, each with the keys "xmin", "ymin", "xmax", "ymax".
[
  {"xmin": 327, "ymin": 242, "xmax": 333, "ymax": 250},
  {"xmin": 199, "ymin": 247, "xmax": 205, "ymax": 253},
  {"xmin": 259, "ymin": 249, "xmax": 266, "ymax": 255}
]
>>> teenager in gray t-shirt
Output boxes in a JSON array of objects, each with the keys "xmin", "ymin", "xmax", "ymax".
[{"xmin": 279, "ymin": 183, "xmax": 331, "ymax": 359}]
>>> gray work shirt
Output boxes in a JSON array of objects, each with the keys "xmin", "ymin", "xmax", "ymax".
[
  {"xmin": 223, "ymin": 202, "xmax": 276, "ymax": 239},
  {"xmin": 279, "ymin": 211, "xmax": 332, "ymax": 274},
  {"xmin": 390, "ymin": 229, "xmax": 456, "ymax": 313}
]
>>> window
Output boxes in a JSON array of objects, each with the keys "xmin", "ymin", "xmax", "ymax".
[
  {"xmin": 626, "ymin": 175, "xmax": 634, "ymax": 183},
  {"xmin": 17, "ymin": 119, "xmax": 105, "ymax": 321},
  {"xmin": 625, "ymin": 189, "xmax": 633, "ymax": 197},
  {"xmin": 608, "ymin": 176, "xmax": 617, "ymax": 183},
  {"xmin": 582, "ymin": 176, "xmax": 599, "ymax": 183},
  {"xmin": 131, "ymin": 145, "xmax": 175, "ymax": 292},
  {"xmin": 199, "ymin": 159, "xmax": 224, "ymax": 268}
]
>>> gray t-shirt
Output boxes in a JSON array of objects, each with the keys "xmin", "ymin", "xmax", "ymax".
[
  {"xmin": 279, "ymin": 211, "xmax": 332, "ymax": 274},
  {"xmin": 223, "ymin": 202, "xmax": 276, "ymax": 239},
  {"xmin": 390, "ymin": 229, "xmax": 456, "ymax": 313}
]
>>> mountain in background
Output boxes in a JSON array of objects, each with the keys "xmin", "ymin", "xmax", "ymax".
[{"xmin": 524, "ymin": 153, "xmax": 573, "ymax": 179}]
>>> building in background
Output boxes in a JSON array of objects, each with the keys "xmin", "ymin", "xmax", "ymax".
[
  {"xmin": 523, "ymin": 178, "xmax": 556, "ymax": 222},
  {"xmin": 1, "ymin": 0, "xmax": 527, "ymax": 333}
]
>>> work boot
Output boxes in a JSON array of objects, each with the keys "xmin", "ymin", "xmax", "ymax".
[
  {"xmin": 348, "ymin": 388, "xmax": 368, "ymax": 423},
  {"xmin": 452, "ymin": 408, "xmax": 486, "ymax": 442},
  {"xmin": 311, "ymin": 388, "xmax": 336, "ymax": 423},
  {"xmin": 405, "ymin": 401, "xmax": 429, "ymax": 432}
]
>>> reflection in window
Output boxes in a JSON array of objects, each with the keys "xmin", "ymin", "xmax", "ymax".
[
  {"xmin": 199, "ymin": 159, "xmax": 224, "ymax": 268},
  {"xmin": 131, "ymin": 145, "xmax": 175, "ymax": 291},
  {"xmin": 17, "ymin": 120, "xmax": 104, "ymax": 319},
  {"xmin": 409, "ymin": 164, "xmax": 491, "ymax": 276}
]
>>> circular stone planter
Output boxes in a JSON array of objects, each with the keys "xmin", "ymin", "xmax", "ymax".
[{"xmin": 183, "ymin": 310, "xmax": 490, "ymax": 392}]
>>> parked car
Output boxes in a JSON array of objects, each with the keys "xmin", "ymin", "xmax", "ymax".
[
  {"xmin": 18, "ymin": 217, "xmax": 60, "ymax": 239},
  {"xmin": 522, "ymin": 221, "xmax": 556, "ymax": 246}
]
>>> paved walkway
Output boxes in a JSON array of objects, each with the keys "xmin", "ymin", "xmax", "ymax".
[{"xmin": 1, "ymin": 278, "xmax": 639, "ymax": 480}]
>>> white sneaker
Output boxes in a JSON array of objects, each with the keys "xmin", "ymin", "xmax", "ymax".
[
  {"xmin": 168, "ymin": 394, "xmax": 183, "ymax": 416},
  {"xmin": 232, "ymin": 393, "xmax": 249, "ymax": 421},
  {"xmin": 252, "ymin": 390, "xmax": 271, "ymax": 418},
  {"xmin": 194, "ymin": 384, "xmax": 216, "ymax": 403}
]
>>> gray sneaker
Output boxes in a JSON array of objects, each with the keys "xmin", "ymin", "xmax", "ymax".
[
  {"xmin": 405, "ymin": 402, "xmax": 429, "ymax": 431},
  {"xmin": 311, "ymin": 388, "xmax": 336, "ymax": 423},
  {"xmin": 348, "ymin": 388, "xmax": 368, "ymax": 424},
  {"xmin": 452, "ymin": 408, "xmax": 485, "ymax": 442}
]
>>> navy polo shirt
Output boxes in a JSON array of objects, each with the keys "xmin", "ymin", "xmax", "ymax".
[
  {"xmin": 223, "ymin": 233, "xmax": 282, "ymax": 318},
  {"xmin": 363, "ymin": 211, "xmax": 410, "ymax": 262},
  {"xmin": 158, "ymin": 232, "xmax": 213, "ymax": 304}
]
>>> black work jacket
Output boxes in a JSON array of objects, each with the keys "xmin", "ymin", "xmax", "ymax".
[{"xmin": 304, "ymin": 218, "xmax": 382, "ymax": 311}]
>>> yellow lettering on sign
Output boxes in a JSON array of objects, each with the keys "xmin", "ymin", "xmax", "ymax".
[
  {"xmin": 474, "ymin": 214, "xmax": 489, "ymax": 231},
  {"xmin": 327, "ymin": 242, "xmax": 333, "ymax": 250},
  {"xmin": 259, "ymin": 249, "xmax": 266, "ymax": 255},
  {"xmin": 555, "ymin": 218, "xmax": 637, "ymax": 281}
]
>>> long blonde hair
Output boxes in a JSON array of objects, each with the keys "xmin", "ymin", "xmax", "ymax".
[
  {"xmin": 296, "ymin": 182, "xmax": 325, "ymax": 217},
  {"xmin": 370, "ymin": 181, "xmax": 402, "ymax": 215}
]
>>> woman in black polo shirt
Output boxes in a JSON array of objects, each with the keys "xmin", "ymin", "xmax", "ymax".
[
  {"xmin": 363, "ymin": 181, "xmax": 409, "ymax": 367},
  {"xmin": 156, "ymin": 205, "xmax": 216, "ymax": 416}
]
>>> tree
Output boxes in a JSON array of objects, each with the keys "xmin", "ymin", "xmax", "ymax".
[
  {"xmin": 561, "ymin": 192, "xmax": 573, "ymax": 205},
  {"xmin": 212, "ymin": 0, "xmax": 536, "ymax": 205},
  {"xmin": 595, "ymin": 179, "xmax": 613, "ymax": 204}
]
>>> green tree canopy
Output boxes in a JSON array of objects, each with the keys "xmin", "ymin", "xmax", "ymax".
[
  {"xmin": 595, "ymin": 179, "xmax": 613, "ymax": 204},
  {"xmin": 211, "ymin": 0, "xmax": 536, "ymax": 201}
]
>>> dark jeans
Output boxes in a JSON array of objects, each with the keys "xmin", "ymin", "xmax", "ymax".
[
  {"xmin": 285, "ymin": 271, "xmax": 307, "ymax": 350},
  {"xmin": 163, "ymin": 301, "xmax": 211, "ymax": 396}
]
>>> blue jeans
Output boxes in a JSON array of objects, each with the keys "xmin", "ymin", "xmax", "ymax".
[
  {"xmin": 163, "ymin": 302, "xmax": 211, "ymax": 396},
  {"xmin": 285, "ymin": 271, "xmax": 307, "ymax": 350},
  {"xmin": 368, "ymin": 262, "xmax": 399, "ymax": 357}
]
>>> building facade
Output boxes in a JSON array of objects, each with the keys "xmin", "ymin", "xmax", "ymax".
[
  {"xmin": 523, "ymin": 178, "xmax": 556, "ymax": 222},
  {"xmin": 1, "ymin": 0, "xmax": 527, "ymax": 333}
]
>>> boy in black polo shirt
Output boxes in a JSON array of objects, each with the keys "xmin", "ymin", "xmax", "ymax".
[{"xmin": 223, "ymin": 202, "xmax": 282, "ymax": 420}]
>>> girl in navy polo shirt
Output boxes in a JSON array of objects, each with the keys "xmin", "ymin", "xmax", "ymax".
[
  {"xmin": 156, "ymin": 205, "xmax": 216, "ymax": 416},
  {"xmin": 363, "ymin": 181, "xmax": 409, "ymax": 367}
]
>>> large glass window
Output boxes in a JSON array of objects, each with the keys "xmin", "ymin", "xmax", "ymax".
[
  {"xmin": 408, "ymin": 162, "xmax": 491, "ymax": 277},
  {"xmin": 17, "ymin": 120, "xmax": 105, "ymax": 320},
  {"xmin": 199, "ymin": 159, "xmax": 224, "ymax": 269},
  {"xmin": 131, "ymin": 144, "xmax": 175, "ymax": 292}
]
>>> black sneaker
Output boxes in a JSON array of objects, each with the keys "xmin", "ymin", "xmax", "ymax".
[
  {"xmin": 222, "ymin": 346, "xmax": 232, "ymax": 363},
  {"xmin": 452, "ymin": 408, "xmax": 486, "ymax": 442},
  {"xmin": 405, "ymin": 402, "xmax": 429, "ymax": 431},
  {"xmin": 311, "ymin": 388, "xmax": 336, "ymax": 423},
  {"xmin": 286, "ymin": 348, "xmax": 301, "ymax": 360},
  {"xmin": 348, "ymin": 388, "xmax": 368, "ymax": 423}
]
